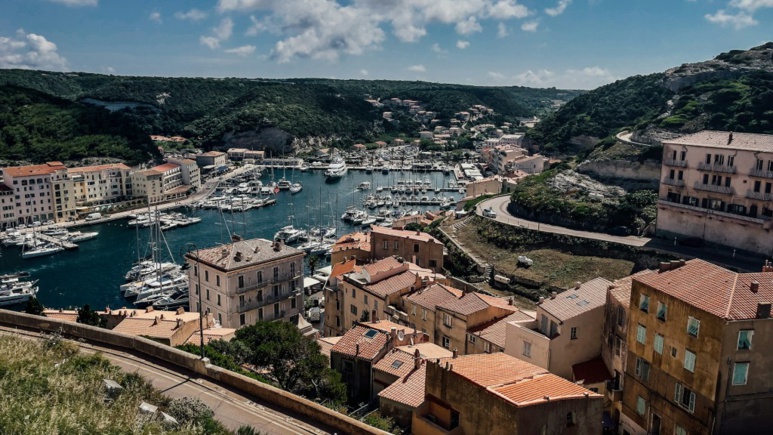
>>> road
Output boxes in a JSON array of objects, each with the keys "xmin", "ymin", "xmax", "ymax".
[
  {"xmin": 0, "ymin": 325, "xmax": 332, "ymax": 435},
  {"xmin": 476, "ymin": 195, "xmax": 767, "ymax": 272}
]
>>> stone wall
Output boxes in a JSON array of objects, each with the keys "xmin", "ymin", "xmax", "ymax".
[{"xmin": 0, "ymin": 310, "xmax": 386, "ymax": 435}]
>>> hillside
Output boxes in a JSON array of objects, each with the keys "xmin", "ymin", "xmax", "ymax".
[
  {"xmin": 529, "ymin": 42, "xmax": 773, "ymax": 155},
  {"xmin": 0, "ymin": 70, "xmax": 581, "ymax": 162}
]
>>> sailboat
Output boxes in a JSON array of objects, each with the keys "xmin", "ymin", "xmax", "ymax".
[
  {"xmin": 21, "ymin": 226, "xmax": 63, "ymax": 259},
  {"xmin": 290, "ymin": 182, "xmax": 303, "ymax": 194}
]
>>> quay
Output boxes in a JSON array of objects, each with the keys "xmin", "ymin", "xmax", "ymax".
[{"xmin": 35, "ymin": 232, "xmax": 78, "ymax": 250}]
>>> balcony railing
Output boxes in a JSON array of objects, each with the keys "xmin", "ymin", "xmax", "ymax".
[
  {"xmin": 237, "ymin": 290, "xmax": 299, "ymax": 313},
  {"xmin": 749, "ymin": 168, "xmax": 773, "ymax": 179},
  {"xmin": 271, "ymin": 273, "xmax": 301, "ymax": 284},
  {"xmin": 658, "ymin": 200, "xmax": 767, "ymax": 225},
  {"xmin": 693, "ymin": 182, "xmax": 733, "ymax": 195},
  {"xmin": 663, "ymin": 158, "xmax": 687, "ymax": 168},
  {"xmin": 697, "ymin": 162, "xmax": 737, "ymax": 174},
  {"xmin": 234, "ymin": 279, "xmax": 269, "ymax": 295},
  {"xmin": 662, "ymin": 178, "xmax": 685, "ymax": 187},
  {"xmin": 746, "ymin": 190, "xmax": 773, "ymax": 201}
]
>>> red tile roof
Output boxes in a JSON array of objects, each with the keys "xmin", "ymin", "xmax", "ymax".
[
  {"xmin": 396, "ymin": 343, "xmax": 453, "ymax": 360},
  {"xmin": 608, "ymin": 270, "xmax": 657, "ymax": 305},
  {"xmin": 370, "ymin": 226, "xmax": 441, "ymax": 244},
  {"xmin": 364, "ymin": 271, "xmax": 417, "ymax": 298},
  {"xmin": 374, "ymin": 349, "xmax": 417, "ymax": 378},
  {"xmin": 331, "ymin": 325, "xmax": 389, "ymax": 361},
  {"xmin": 572, "ymin": 357, "xmax": 611, "ymax": 385},
  {"xmin": 68, "ymin": 163, "xmax": 131, "ymax": 173},
  {"xmin": 330, "ymin": 259, "xmax": 357, "ymax": 280},
  {"xmin": 332, "ymin": 232, "xmax": 371, "ymax": 253},
  {"xmin": 438, "ymin": 292, "xmax": 517, "ymax": 316},
  {"xmin": 634, "ymin": 259, "xmax": 773, "ymax": 320},
  {"xmin": 492, "ymin": 373, "xmax": 601, "ymax": 407},
  {"xmin": 468, "ymin": 311, "xmax": 534, "ymax": 348},
  {"xmin": 378, "ymin": 364, "xmax": 427, "ymax": 408},
  {"xmin": 201, "ymin": 151, "xmax": 226, "ymax": 157},
  {"xmin": 317, "ymin": 336, "xmax": 342, "ymax": 358},
  {"xmin": 405, "ymin": 283, "xmax": 463, "ymax": 311},
  {"xmin": 362, "ymin": 256, "xmax": 404, "ymax": 277},
  {"xmin": 3, "ymin": 162, "xmax": 66, "ymax": 177},
  {"xmin": 151, "ymin": 163, "xmax": 180, "ymax": 173},
  {"xmin": 538, "ymin": 277, "xmax": 612, "ymax": 321}
]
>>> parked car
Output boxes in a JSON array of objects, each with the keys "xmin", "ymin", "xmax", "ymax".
[
  {"xmin": 678, "ymin": 237, "xmax": 704, "ymax": 247},
  {"xmin": 610, "ymin": 226, "xmax": 631, "ymax": 236},
  {"xmin": 482, "ymin": 207, "xmax": 497, "ymax": 218}
]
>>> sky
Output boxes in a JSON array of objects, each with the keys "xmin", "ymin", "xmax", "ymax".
[{"xmin": 0, "ymin": 0, "xmax": 772, "ymax": 90}]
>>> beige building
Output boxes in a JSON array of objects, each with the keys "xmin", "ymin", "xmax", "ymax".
[
  {"xmin": 412, "ymin": 353, "xmax": 604, "ymax": 435},
  {"xmin": 131, "ymin": 162, "xmax": 188, "ymax": 205},
  {"xmin": 464, "ymin": 176, "xmax": 502, "ymax": 199},
  {"xmin": 404, "ymin": 283, "xmax": 464, "ymax": 341},
  {"xmin": 227, "ymin": 148, "xmax": 248, "ymax": 161},
  {"xmin": 184, "ymin": 238, "xmax": 304, "ymax": 329},
  {"xmin": 2, "ymin": 161, "xmax": 77, "ymax": 224},
  {"xmin": 68, "ymin": 163, "xmax": 133, "ymax": 206},
  {"xmin": 196, "ymin": 151, "xmax": 227, "ymax": 168},
  {"xmin": 323, "ymin": 259, "xmax": 359, "ymax": 337},
  {"xmin": 167, "ymin": 158, "xmax": 201, "ymax": 189},
  {"xmin": 657, "ymin": 130, "xmax": 773, "ymax": 255},
  {"xmin": 621, "ymin": 259, "xmax": 773, "ymax": 435},
  {"xmin": 505, "ymin": 277, "xmax": 612, "ymax": 379},
  {"xmin": 330, "ymin": 232, "xmax": 371, "ymax": 265},
  {"xmin": 0, "ymin": 184, "xmax": 16, "ymax": 229},
  {"xmin": 370, "ymin": 226, "xmax": 444, "ymax": 272},
  {"xmin": 435, "ymin": 291, "xmax": 522, "ymax": 354}
]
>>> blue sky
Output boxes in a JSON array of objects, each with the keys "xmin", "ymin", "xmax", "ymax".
[{"xmin": 1, "ymin": 0, "xmax": 772, "ymax": 89}]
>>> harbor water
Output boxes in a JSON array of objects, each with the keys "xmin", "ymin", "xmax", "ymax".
[{"xmin": 0, "ymin": 169, "xmax": 460, "ymax": 310}]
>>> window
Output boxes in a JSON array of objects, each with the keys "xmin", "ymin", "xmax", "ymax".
[
  {"xmin": 194, "ymin": 284, "xmax": 199, "ymax": 295},
  {"xmin": 258, "ymin": 308, "xmax": 263, "ymax": 321},
  {"xmin": 674, "ymin": 384, "xmax": 696, "ymax": 413},
  {"xmin": 671, "ymin": 347, "xmax": 678, "ymax": 358},
  {"xmin": 393, "ymin": 241, "xmax": 399, "ymax": 250},
  {"xmin": 675, "ymin": 425, "xmax": 688, "ymax": 435},
  {"xmin": 540, "ymin": 315, "xmax": 548, "ymax": 334},
  {"xmin": 217, "ymin": 294, "xmax": 221, "ymax": 306},
  {"xmin": 687, "ymin": 316, "xmax": 700, "ymax": 337},
  {"xmin": 240, "ymin": 313, "xmax": 245, "ymax": 326},
  {"xmin": 273, "ymin": 285, "xmax": 279, "ymax": 297},
  {"xmin": 733, "ymin": 362, "xmax": 749, "ymax": 385},
  {"xmin": 350, "ymin": 305, "xmax": 358, "ymax": 315},
  {"xmin": 273, "ymin": 266, "xmax": 279, "ymax": 279},
  {"xmin": 411, "ymin": 304, "xmax": 417, "ymax": 316},
  {"xmin": 728, "ymin": 155, "xmax": 735, "ymax": 167},
  {"xmin": 635, "ymin": 358, "xmax": 651, "ymax": 382},
  {"xmin": 422, "ymin": 309, "xmax": 427, "ymax": 320},
  {"xmin": 738, "ymin": 330, "xmax": 753, "ymax": 350},
  {"xmin": 442, "ymin": 336, "xmax": 450, "ymax": 349},
  {"xmin": 291, "ymin": 297, "xmax": 296, "ymax": 309},
  {"xmin": 193, "ymin": 265, "xmax": 198, "ymax": 277},
  {"xmin": 656, "ymin": 302, "xmax": 667, "ymax": 321},
  {"xmin": 483, "ymin": 341, "xmax": 491, "ymax": 353},
  {"xmin": 206, "ymin": 289, "xmax": 210, "ymax": 301},
  {"xmin": 468, "ymin": 334, "xmax": 476, "ymax": 343},
  {"xmin": 257, "ymin": 271, "xmax": 263, "ymax": 283},
  {"xmin": 549, "ymin": 321, "xmax": 558, "ymax": 338},
  {"xmin": 566, "ymin": 412, "xmax": 575, "ymax": 427},
  {"xmin": 636, "ymin": 396, "xmax": 647, "ymax": 416},
  {"xmin": 669, "ymin": 169, "xmax": 675, "ymax": 179},
  {"xmin": 290, "ymin": 262, "xmax": 295, "ymax": 277},
  {"xmin": 216, "ymin": 275, "xmax": 220, "ymax": 287},
  {"xmin": 523, "ymin": 341, "xmax": 532, "ymax": 357},
  {"xmin": 352, "ymin": 288, "xmax": 356, "ymax": 298},
  {"xmin": 238, "ymin": 275, "xmax": 244, "ymax": 288},
  {"xmin": 705, "ymin": 154, "xmax": 712, "ymax": 165},
  {"xmin": 654, "ymin": 333, "xmax": 664, "ymax": 354},
  {"xmin": 570, "ymin": 327, "xmax": 577, "ymax": 340},
  {"xmin": 616, "ymin": 306, "xmax": 625, "ymax": 327},
  {"xmin": 383, "ymin": 240, "xmax": 389, "ymax": 250},
  {"xmin": 636, "ymin": 324, "xmax": 646, "ymax": 344},
  {"xmin": 684, "ymin": 349, "xmax": 696, "ymax": 373},
  {"xmin": 614, "ymin": 336, "xmax": 621, "ymax": 356},
  {"xmin": 205, "ymin": 270, "xmax": 209, "ymax": 282},
  {"xmin": 443, "ymin": 313, "xmax": 452, "ymax": 327},
  {"xmin": 639, "ymin": 294, "xmax": 650, "ymax": 313},
  {"xmin": 680, "ymin": 150, "xmax": 686, "ymax": 161},
  {"xmin": 363, "ymin": 295, "xmax": 369, "ymax": 305},
  {"xmin": 429, "ymin": 259, "xmax": 437, "ymax": 269},
  {"xmin": 413, "ymin": 243, "xmax": 419, "ymax": 253},
  {"xmin": 257, "ymin": 290, "xmax": 263, "ymax": 301}
]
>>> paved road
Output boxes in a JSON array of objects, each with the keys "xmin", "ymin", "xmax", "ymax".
[
  {"xmin": 0, "ymin": 325, "xmax": 331, "ymax": 435},
  {"xmin": 477, "ymin": 195, "xmax": 768, "ymax": 272},
  {"xmin": 616, "ymin": 130, "xmax": 653, "ymax": 147}
]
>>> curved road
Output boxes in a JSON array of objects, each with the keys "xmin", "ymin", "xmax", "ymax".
[{"xmin": 0, "ymin": 325, "xmax": 331, "ymax": 435}]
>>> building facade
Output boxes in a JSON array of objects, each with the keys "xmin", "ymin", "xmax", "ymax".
[
  {"xmin": 185, "ymin": 238, "xmax": 304, "ymax": 329},
  {"xmin": 369, "ymin": 226, "xmax": 444, "ymax": 272},
  {"xmin": 656, "ymin": 130, "xmax": 773, "ymax": 255},
  {"xmin": 196, "ymin": 151, "xmax": 227, "ymax": 168},
  {"xmin": 2, "ymin": 162, "xmax": 77, "ymax": 224},
  {"xmin": 167, "ymin": 158, "xmax": 201, "ymax": 189},
  {"xmin": 67, "ymin": 163, "xmax": 133, "ymax": 206}
]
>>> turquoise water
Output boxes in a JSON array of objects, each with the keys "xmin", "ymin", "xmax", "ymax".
[{"xmin": 0, "ymin": 170, "xmax": 459, "ymax": 310}]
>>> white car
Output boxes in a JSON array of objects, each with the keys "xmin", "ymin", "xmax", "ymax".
[{"xmin": 482, "ymin": 208, "xmax": 497, "ymax": 218}]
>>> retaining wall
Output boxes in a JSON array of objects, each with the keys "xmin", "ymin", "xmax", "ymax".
[{"xmin": 0, "ymin": 310, "xmax": 385, "ymax": 435}]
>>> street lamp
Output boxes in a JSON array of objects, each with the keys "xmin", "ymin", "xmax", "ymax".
[{"xmin": 180, "ymin": 242, "xmax": 205, "ymax": 360}]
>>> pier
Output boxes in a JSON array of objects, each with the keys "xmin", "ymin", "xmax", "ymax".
[{"xmin": 33, "ymin": 232, "xmax": 79, "ymax": 250}]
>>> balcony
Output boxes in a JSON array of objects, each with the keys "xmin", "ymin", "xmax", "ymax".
[
  {"xmin": 698, "ymin": 162, "xmax": 737, "ymax": 174},
  {"xmin": 271, "ymin": 273, "xmax": 301, "ymax": 284},
  {"xmin": 663, "ymin": 158, "xmax": 687, "ymax": 168},
  {"xmin": 605, "ymin": 380, "xmax": 623, "ymax": 402},
  {"xmin": 749, "ymin": 168, "xmax": 773, "ymax": 179},
  {"xmin": 237, "ymin": 290, "xmax": 299, "ymax": 313},
  {"xmin": 234, "ymin": 280, "xmax": 269, "ymax": 295},
  {"xmin": 662, "ymin": 178, "xmax": 685, "ymax": 187},
  {"xmin": 746, "ymin": 190, "xmax": 773, "ymax": 201},
  {"xmin": 693, "ymin": 182, "xmax": 733, "ymax": 195},
  {"xmin": 658, "ymin": 200, "xmax": 766, "ymax": 225}
]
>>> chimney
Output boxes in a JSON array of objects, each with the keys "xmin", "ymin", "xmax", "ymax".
[
  {"xmin": 176, "ymin": 318, "xmax": 183, "ymax": 328},
  {"xmin": 575, "ymin": 281, "xmax": 582, "ymax": 290},
  {"xmin": 414, "ymin": 349, "xmax": 421, "ymax": 370},
  {"xmin": 159, "ymin": 314, "xmax": 164, "ymax": 320},
  {"xmin": 152, "ymin": 316, "xmax": 159, "ymax": 326},
  {"xmin": 763, "ymin": 260, "xmax": 773, "ymax": 273},
  {"xmin": 538, "ymin": 296, "xmax": 545, "ymax": 304},
  {"xmin": 452, "ymin": 348, "xmax": 458, "ymax": 358},
  {"xmin": 176, "ymin": 307, "xmax": 184, "ymax": 315},
  {"xmin": 756, "ymin": 302, "xmax": 771, "ymax": 319},
  {"xmin": 390, "ymin": 327, "xmax": 397, "ymax": 341},
  {"xmin": 145, "ymin": 306, "xmax": 154, "ymax": 313},
  {"xmin": 659, "ymin": 262, "xmax": 671, "ymax": 273},
  {"xmin": 234, "ymin": 251, "xmax": 243, "ymax": 262},
  {"xmin": 508, "ymin": 297, "xmax": 514, "ymax": 306},
  {"xmin": 551, "ymin": 291, "xmax": 557, "ymax": 300},
  {"xmin": 273, "ymin": 240, "xmax": 282, "ymax": 252},
  {"xmin": 728, "ymin": 132, "xmax": 734, "ymax": 145},
  {"xmin": 751, "ymin": 281, "xmax": 760, "ymax": 293},
  {"xmin": 355, "ymin": 343, "xmax": 360, "ymax": 355},
  {"xmin": 372, "ymin": 310, "xmax": 378, "ymax": 323}
]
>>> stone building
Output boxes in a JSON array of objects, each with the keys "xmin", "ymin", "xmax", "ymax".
[
  {"xmin": 435, "ymin": 291, "xmax": 522, "ymax": 354},
  {"xmin": 184, "ymin": 238, "xmax": 304, "ymax": 329},
  {"xmin": 369, "ymin": 226, "xmax": 444, "ymax": 272}
]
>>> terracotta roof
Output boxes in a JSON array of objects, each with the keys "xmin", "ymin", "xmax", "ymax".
[
  {"xmin": 665, "ymin": 130, "xmax": 773, "ymax": 153},
  {"xmin": 374, "ymin": 348, "xmax": 417, "ymax": 378},
  {"xmin": 112, "ymin": 317, "xmax": 184, "ymax": 339},
  {"xmin": 609, "ymin": 270, "xmax": 657, "ymax": 305},
  {"xmin": 151, "ymin": 163, "xmax": 180, "ymax": 173},
  {"xmin": 468, "ymin": 311, "xmax": 534, "ymax": 348},
  {"xmin": 438, "ymin": 292, "xmax": 517, "ymax": 316},
  {"xmin": 635, "ymin": 259, "xmax": 773, "ymax": 320},
  {"xmin": 405, "ymin": 284, "xmax": 463, "ymax": 311},
  {"xmin": 572, "ymin": 357, "xmax": 611, "ymax": 385},
  {"xmin": 370, "ymin": 226, "xmax": 441, "ymax": 244},
  {"xmin": 317, "ymin": 336, "xmax": 342, "ymax": 358},
  {"xmin": 378, "ymin": 364, "xmax": 427, "ymax": 408},
  {"xmin": 362, "ymin": 256, "xmax": 404, "ymax": 276},
  {"xmin": 189, "ymin": 238, "xmax": 303, "ymax": 271},
  {"xmin": 361, "ymin": 319, "xmax": 410, "ymax": 334},
  {"xmin": 396, "ymin": 343, "xmax": 453, "ymax": 360},
  {"xmin": 67, "ymin": 163, "xmax": 131, "ymax": 173},
  {"xmin": 185, "ymin": 327, "xmax": 236, "ymax": 346},
  {"xmin": 201, "ymin": 151, "xmax": 226, "ymax": 157},
  {"xmin": 3, "ymin": 162, "xmax": 66, "ymax": 177},
  {"xmin": 539, "ymin": 277, "xmax": 612, "ymax": 321},
  {"xmin": 332, "ymin": 232, "xmax": 371, "ymax": 253},
  {"xmin": 330, "ymin": 259, "xmax": 357, "ymax": 280},
  {"xmin": 364, "ymin": 270, "xmax": 417, "ymax": 298},
  {"xmin": 331, "ymin": 325, "xmax": 389, "ymax": 361},
  {"xmin": 492, "ymin": 373, "xmax": 601, "ymax": 407},
  {"xmin": 42, "ymin": 310, "xmax": 79, "ymax": 323},
  {"xmin": 447, "ymin": 353, "xmax": 547, "ymax": 387}
]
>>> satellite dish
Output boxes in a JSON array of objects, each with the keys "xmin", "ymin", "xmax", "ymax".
[{"xmin": 397, "ymin": 330, "xmax": 405, "ymax": 340}]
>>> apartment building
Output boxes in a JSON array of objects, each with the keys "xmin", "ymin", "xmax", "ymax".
[
  {"xmin": 0, "ymin": 185, "xmax": 15, "ymax": 229},
  {"xmin": 621, "ymin": 259, "xmax": 773, "ymax": 435},
  {"xmin": 656, "ymin": 130, "xmax": 773, "ymax": 254},
  {"xmin": 131, "ymin": 162, "xmax": 188, "ymax": 205},
  {"xmin": 2, "ymin": 161, "xmax": 77, "ymax": 224},
  {"xmin": 369, "ymin": 226, "xmax": 444, "ymax": 272},
  {"xmin": 67, "ymin": 163, "xmax": 133, "ymax": 206},
  {"xmin": 323, "ymin": 259, "xmax": 359, "ymax": 337},
  {"xmin": 166, "ymin": 158, "xmax": 201, "ymax": 189},
  {"xmin": 196, "ymin": 151, "xmax": 227, "ymax": 168},
  {"xmin": 184, "ymin": 238, "xmax": 304, "ymax": 329},
  {"xmin": 505, "ymin": 277, "xmax": 612, "ymax": 379},
  {"xmin": 403, "ymin": 283, "xmax": 464, "ymax": 341},
  {"xmin": 412, "ymin": 353, "xmax": 603, "ymax": 435},
  {"xmin": 330, "ymin": 232, "xmax": 371, "ymax": 265},
  {"xmin": 435, "ymin": 291, "xmax": 521, "ymax": 353}
]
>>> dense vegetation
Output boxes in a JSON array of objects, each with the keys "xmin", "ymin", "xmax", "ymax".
[{"xmin": 0, "ymin": 85, "xmax": 158, "ymax": 164}]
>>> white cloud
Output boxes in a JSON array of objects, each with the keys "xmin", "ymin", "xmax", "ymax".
[
  {"xmin": 487, "ymin": 71, "xmax": 505, "ymax": 80},
  {"xmin": 513, "ymin": 69, "xmax": 555, "ymax": 86},
  {"xmin": 149, "ymin": 12, "xmax": 162, "ymax": 23},
  {"xmin": 225, "ymin": 45, "xmax": 257, "ymax": 56},
  {"xmin": 218, "ymin": 0, "xmax": 535, "ymax": 61},
  {"xmin": 705, "ymin": 9, "xmax": 758, "ymax": 28},
  {"xmin": 407, "ymin": 64, "xmax": 426, "ymax": 72},
  {"xmin": 431, "ymin": 43, "xmax": 449, "ymax": 55},
  {"xmin": 521, "ymin": 21, "xmax": 539, "ymax": 32},
  {"xmin": 200, "ymin": 18, "xmax": 234, "ymax": 50},
  {"xmin": 360, "ymin": 69, "xmax": 369, "ymax": 76},
  {"xmin": 103, "ymin": 66, "xmax": 115, "ymax": 74},
  {"xmin": 456, "ymin": 40, "xmax": 470, "ymax": 49},
  {"xmin": 199, "ymin": 36, "xmax": 221, "ymax": 49},
  {"xmin": 513, "ymin": 66, "xmax": 617, "ymax": 89},
  {"xmin": 729, "ymin": 0, "xmax": 773, "ymax": 11},
  {"xmin": 497, "ymin": 22, "xmax": 510, "ymax": 38},
  {"xmin": 0, "ymin": 30, "xmax": 68, "ymax": 70},
  {"xmin": 174, "ymin": 9, "xmax": 208, "ymax": 21},
  {"xmin": 545, "ymin": 0, "xmax": 572, "ymax": 16},
  {"xmin": 47, "ymin": 0, "xmax": 97, "ymax": 6}
]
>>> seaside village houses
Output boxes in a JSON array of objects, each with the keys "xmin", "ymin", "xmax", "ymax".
[{"xmin": 0, "ymin": 159, "xmax": 201, "ymax": 229}]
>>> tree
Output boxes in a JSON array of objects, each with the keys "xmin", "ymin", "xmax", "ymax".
[
  {"xmin": 76, "ymin": 304, "xmax": 106, "ymax": 328},
  {"xmin": 403, "ymin": 222, "xmax": 423, "ymax": 232},
  {"xmin": 306, "ymin": 253, "xmax": 323, "ymax": 276},
  {"xmin": 24, "ymin": 297, "xmax": 45, "ymax": 316},
  {"xmin": 235, "ymin": 321, "xmax": 331, "ymax": 393}
]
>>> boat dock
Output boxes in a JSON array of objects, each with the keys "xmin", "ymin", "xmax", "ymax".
[{"xmin": 35, "ymin": 233, "xmax": 78, "ymax": 250}]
